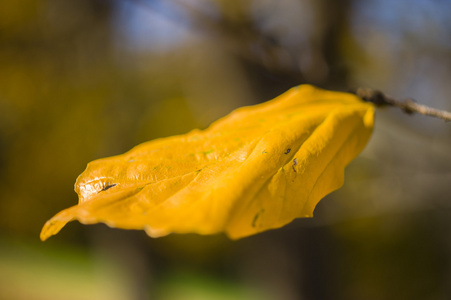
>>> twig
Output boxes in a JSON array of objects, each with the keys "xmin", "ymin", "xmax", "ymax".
[{"xmin": 353, "ymin": 88, "xmax": 451, "ymax": 122}]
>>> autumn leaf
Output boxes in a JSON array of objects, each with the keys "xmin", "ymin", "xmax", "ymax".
[{"xmin": 40, "ymin": 84, "xmax": 374, "ymax": 241}]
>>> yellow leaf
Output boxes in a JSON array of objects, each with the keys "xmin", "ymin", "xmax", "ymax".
[{"xmin": 40, "ymin": 85, "xmax": 374, "ymax": 241}]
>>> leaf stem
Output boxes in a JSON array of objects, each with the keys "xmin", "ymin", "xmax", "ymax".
[{"xmin": 353, "ymin": 88, "xmax": 451, "ymax": 122}]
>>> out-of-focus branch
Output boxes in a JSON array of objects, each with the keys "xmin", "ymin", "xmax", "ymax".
[
  {"xmin": 353, "ymin": 88, "xmax": 451, "ymax": 122},
  {"xmin": 122, "ymin": 0, "xmax": 304, "ymax": 81}
]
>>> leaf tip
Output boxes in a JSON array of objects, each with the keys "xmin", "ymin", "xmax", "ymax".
[
  {"xmin": 40, "ymin": 208, "xmax": 75, "ymax": 241},
  {"xmin": 40, "ymin": 219, "xmax": 66, "ymax": 241}
]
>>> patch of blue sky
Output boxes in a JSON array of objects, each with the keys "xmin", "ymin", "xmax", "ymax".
[
  {"xmin": 351, "ymin": 0, "xmax": 451, "ymax": 49},
  {"xmin": 113, "ymin": 0, "xmax": 195, "ymax": 52}
]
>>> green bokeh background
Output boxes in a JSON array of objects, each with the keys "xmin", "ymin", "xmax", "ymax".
[{"xmin": 1, "ymin": 0, "xmax": 451, "ymax": 299}]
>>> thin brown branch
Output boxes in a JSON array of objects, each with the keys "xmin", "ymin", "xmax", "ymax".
[{"xmin": 353, "ymin": 88, "xmax": 451, "ymax": 122}]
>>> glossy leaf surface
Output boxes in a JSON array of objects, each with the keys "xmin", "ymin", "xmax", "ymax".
[{"xmin": 41, "ymin": 85, "xmax": 374, "ymax": 241}]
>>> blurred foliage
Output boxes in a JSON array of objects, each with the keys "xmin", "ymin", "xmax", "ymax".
[{"xmin": 1, "ymin": 0, "xmax": 451, "ymax": 299}]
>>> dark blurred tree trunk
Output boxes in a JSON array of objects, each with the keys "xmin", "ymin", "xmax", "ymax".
[{"xmin": 316, "ymin": 0, "xmax": 352, "ymax": 89}]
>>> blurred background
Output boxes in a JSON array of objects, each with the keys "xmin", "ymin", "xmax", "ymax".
[{"xmin": 1, "ymin": 0, "xmax": 451, "ymax": 299}]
